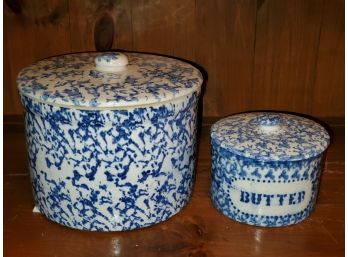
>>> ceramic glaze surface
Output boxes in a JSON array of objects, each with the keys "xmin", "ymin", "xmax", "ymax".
[
  {"xmin": 210, "ymin": 112, "xmax": 330, "ymax": 227},
  {"xmin": 17, "ymin": 52, "xmax": 202, "ymax": 109},
  {"xmin": 95, "ymin": 52, "xmax": 129, "ymax": 72},
  {"xmin": 95, "ymin": 52, "xmax": 127, "ymax": 66},
  {"xmin": 18, "ymin": 51, "xmax": 203, "ymax": 231},
  {"xmin": 22, "ymin": 92, "xmax": 199, "ymax": 231},
  {"xmin": 211, "ymin": 113, "xmax": 330, "ymax": 162}
]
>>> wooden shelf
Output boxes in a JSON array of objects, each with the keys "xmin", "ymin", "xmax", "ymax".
[{"xmin": 4, "ymin": 119, "xmax": 344, "ymax": 257}]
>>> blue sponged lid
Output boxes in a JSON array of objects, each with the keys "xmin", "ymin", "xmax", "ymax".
[
  {"xmin": 211, "ymin": 112, "xmax": 330, "ymax": 162},
  {"xmin": 16, "ymin": 52, "xmax": 203, "ymax": 109}
]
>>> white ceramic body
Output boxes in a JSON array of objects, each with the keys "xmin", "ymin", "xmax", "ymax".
[
  {"xmin": 21, "ymin": 91, "xmax": 200, "ymax": 231},
  {"xmin": 211, "ymin": 140, "xmax": 325, "ymax": 227}
]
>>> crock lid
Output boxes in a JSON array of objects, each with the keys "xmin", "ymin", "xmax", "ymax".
[
  {"xmin": 17, "ymin": 52, "xmax": 203, "ymax": 109},
  {"xmin": 211, "ymin": 112, "xmax": 330, "ymax": 162}
]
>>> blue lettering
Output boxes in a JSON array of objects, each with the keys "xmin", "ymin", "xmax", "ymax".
[
  {"xmin": 289, "ymin": 193, "xmax": 297, "ymax": 205},
  {"xmin": 277, "ymin": 194, "xmax": 287, "ymax": 206},
  {"xmin": 297, "ymin": 191, "xmax": 305, "ymax": 203},
  {"xmin": 251, "ymin": 193, "xmax": 262, "ymax": 205},
  {"xmin": 263, "ymin": 194, "xmax": 274, "ymax": 206},
  {"xmin": 239, "ymin": 191, "xmax": 306, "ymax": 206},
  {"xmin": 240, "ymin": 191, "xmax": 250, "ymax": 203}
]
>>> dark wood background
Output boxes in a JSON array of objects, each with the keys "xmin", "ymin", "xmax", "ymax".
[{"xmin": 4, "ymin": 0, "xmax": 344, "ymax": 118}]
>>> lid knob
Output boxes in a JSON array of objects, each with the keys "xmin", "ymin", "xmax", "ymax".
[
  {"xmin": 95, "ymin": 52, "xmax": 128, "ymax": 72},
  {"xmin": 257, "ymin": 113, "xmax": 281, "ymax": 132},
  {"xmin": 257, "ymin": 114, "xmax": 281, "ymax": 126}
]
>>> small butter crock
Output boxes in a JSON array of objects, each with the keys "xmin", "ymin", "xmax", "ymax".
[
  {"xmin": 17, "ymin": 52, "xmax": 203, "ymax": 231},
  {"xmin": 210, "ymin": 112, "xmax": 330, "ymax": 227}
]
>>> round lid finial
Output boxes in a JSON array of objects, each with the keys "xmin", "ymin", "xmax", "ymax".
[
  {"xmin": 95, "ymin": 52, "xmax": 128, "ymax": 72},
  {"xmin": 256, "ymin": 113, "xmax": 281, "ymax": 133},
  {"xmin": 257, "ymin": 113, "xmax": 281, "ymax": 126}
]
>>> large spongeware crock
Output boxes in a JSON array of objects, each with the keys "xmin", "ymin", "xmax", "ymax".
[
  {"xmin": 17, "ymin": 52, "xmax": 203, "ymax": 231},
  {"xmin": 210, "ymin": 112, "xmax": 330, "ymax": 227}
]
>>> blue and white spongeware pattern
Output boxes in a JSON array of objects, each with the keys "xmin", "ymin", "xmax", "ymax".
[
  {"xmin": 95, "ymin": 52, "xmax": 122, "ymax": 63},
  {"xmin": 17, "ymin": 52, "xmax": 202, "ymax": 109},
  {"xmin": 256, "ymin": 113, "xmax": 280, "ymax": 126},
  {"xmin": 210, "ymin": 112, "xmax": 330, "ymax": 227},
  {"xmin": 17, "ymin": 52, "xmax": 202, "ymax": 231},
  {"xmin": 95, "ymin": 52, "xmax": 129, "ymax": 72}
]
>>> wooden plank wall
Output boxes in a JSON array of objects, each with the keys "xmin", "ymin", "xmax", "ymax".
[{"xmin": 4, "ymin": 0, "xmax": 344, "ymax": 118}]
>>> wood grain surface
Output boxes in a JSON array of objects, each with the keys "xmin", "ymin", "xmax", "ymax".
[
  {"xmin": 251, "ymin": 0, "xmax": 323, "ymax": 113},
  {"xmin": 195, "ymin": 0, "xmax": 256, "ymax": 116},
  {"xmin": 311, "ymin": 0, "xmax": 345, "ymax": 117},
  {"xmin": 131, "ymin": 0, "xmax": 196, "ymax": 60},
  {"xmin": 4, "ymin": 0, "xmax": 344, "ymax": 118},
  {"xmin": 4, "ymin": 0, "xmax": 71, "ymax": 115},
  {"xmin": 4, "ymin": 117, "xmax": 344, "ymax": 257},
  {"xmin": 69, "ymin": 0, "xmax": 133, "ymax": 52}
]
